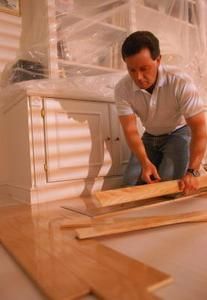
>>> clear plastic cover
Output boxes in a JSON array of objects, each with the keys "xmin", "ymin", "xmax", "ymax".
[
  {"xmin": 0, "ymin": 73, "xmax": 126, "ymax": 102},
  {"xmin": 0, "ymin": 0, "xmax": 207, "ymax": 102}
]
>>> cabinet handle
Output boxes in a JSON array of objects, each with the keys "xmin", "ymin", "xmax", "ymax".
[
  {"xmin": 105, "ymin": 137, "xmax": 111, "ymax": 141},
  {"xmin": 115, "ymin": 137, "xmax": 120, "ymax": 141}
]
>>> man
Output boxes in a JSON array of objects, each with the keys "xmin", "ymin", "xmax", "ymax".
[{"xmin": 115, "ymin": 31, "xmax": 207, "ymax": 195}]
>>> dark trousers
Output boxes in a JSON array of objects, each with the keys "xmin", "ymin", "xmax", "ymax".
[{"xmin": 123, "ymin": 125, "xmax": 191, "ymax": 186}]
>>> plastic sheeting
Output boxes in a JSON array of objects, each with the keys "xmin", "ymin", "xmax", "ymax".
[
  {"xmin": 0, "ymin": 73, "xmax": 126, "ymax": 104},
  {"xmin": 0, "ymin": 0, "xmax": 207, "ymax": 101}
]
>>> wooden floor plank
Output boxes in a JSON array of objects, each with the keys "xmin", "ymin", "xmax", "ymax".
[
  {"xmin": 61, "ymin": 196, "xmax": 166, "ymax": 217},
  {"xmin": 95, "ymin": 176, "xmax": 207, "ymax": 207},
  {"xmin": 1, "ymin": 228, "xmax": 90, "ymax": 300},
  {"xmin": 76, "ymin": 211, "xmax": 207, "ymax": 239},
  {"xmin": 62, "ymin": 190, "xmax": 207, "ymax": 221},
  {"xmin": 0, "ymin": 209, "xmax": 91, "ymax": 300},
  {"xmin": 69, "ymin": 240, "xmax": 172, "ymax": 291}
]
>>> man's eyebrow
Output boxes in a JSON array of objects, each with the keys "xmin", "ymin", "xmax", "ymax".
[{"xmin": 128, "ymin": 65, "xmax": 150, "ymax": 70}]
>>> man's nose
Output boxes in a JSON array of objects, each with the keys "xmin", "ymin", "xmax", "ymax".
[{"xmin": 136, "ymin": 72, "xmax": 143, "ymax": 81}]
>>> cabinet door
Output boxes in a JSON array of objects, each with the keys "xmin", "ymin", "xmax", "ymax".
[
  {"xmin": 44, "ymin": 98, "xmax": 112, "ymax": 182},
  {"xmin": 109, "ymin": 104, "xmax": 130, "ymax": 175}
]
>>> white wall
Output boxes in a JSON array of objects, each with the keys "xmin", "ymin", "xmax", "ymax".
[
  {"xmin": 0, "ymin": 109, "xmax": 7, "ymax": 185},
  {"xmin": 0, "ymin": 12, "xmax": 21, "ymax": 74},
  {"xmin": 0, "ymin": 12, "xmax": 21, "ymax": 186}
]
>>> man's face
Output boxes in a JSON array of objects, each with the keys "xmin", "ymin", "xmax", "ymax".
[{"xmin": 125, "ymin": 48, "xmax": 161, "ymax": 90}]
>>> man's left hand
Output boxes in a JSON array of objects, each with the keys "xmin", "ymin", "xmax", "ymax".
[{"xmin": 179, "ymin": 173, "xmax": 199, "ymax": 195}]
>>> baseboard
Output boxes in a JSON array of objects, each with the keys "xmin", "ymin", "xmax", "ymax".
[
  {"xmin": 6, "ymin": 176, "xmax": 123, "ymax": 205},
  {"xmin": 6, "ymin": 184, "xmax": 31, "ymax": 204}
]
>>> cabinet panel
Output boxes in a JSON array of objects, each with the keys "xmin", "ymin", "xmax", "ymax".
[
  {"xmin": 44, "ymin": 98, "xmax": 113, "ymax": 182},
  {"xmin": 109, "ymin": 104, "xmax": 130, "ymax": 175}
]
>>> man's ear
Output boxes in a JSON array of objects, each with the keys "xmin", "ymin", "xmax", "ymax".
[{"xmin": 157, "ymin": 55, "xmax": 161, "ymax": 65}]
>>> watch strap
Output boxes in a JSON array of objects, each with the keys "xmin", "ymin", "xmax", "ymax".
[{"xmin": 186, "ymin": 168, "xmax": 200, "ymax": 177}]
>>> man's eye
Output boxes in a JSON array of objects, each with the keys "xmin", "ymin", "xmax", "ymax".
[{"xmin": 140, "ymin": 68, "xmax": 148, "ymax": 71}]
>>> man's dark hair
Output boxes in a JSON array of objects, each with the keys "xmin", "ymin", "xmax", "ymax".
[{"xmin": 121, "ymin": 31, "xmax": 160, "ymax": 60}]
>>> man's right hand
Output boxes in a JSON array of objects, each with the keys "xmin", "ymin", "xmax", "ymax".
[
  {"xmin": 141, "ymin": 161, "xmax": 161, "ymax": 184},
  {"xmin": 118, "ymin": 115, "xmax": 161, "ymax": 184}
]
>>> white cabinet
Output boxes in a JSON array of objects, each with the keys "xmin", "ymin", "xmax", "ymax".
[
  {"xmin": 109, "ymin": 103, "xmax": 131, "ymax": 175},
  {"xmin": 44, "ymin": 98, "xmax": 113, "ymax": 182},
  {"xmin": 3, "ymin": 88, "xmax": 129, "ymax": 204},
  {"xmin": 44, "ymin": 98, "xmax": 129, "ymax": 182}
]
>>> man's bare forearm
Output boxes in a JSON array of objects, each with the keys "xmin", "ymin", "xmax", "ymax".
[
  {"xmin": 186, "ymin": 112, "xmax": 207, "ymax": 170},
  {"xmin": 188, "ymin": 131, "xmax": 207, "ymax": 169},
  {"xmin": 124, "ymin": 128, "xmax": 150, "ymax": 166},
  {"xmin": 119, "ymin": 114, "xmax": 151, "ymax": 166}
]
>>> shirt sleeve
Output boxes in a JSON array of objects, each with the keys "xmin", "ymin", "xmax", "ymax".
[
  {"xmin": 178, "ymin": 80, "xmax": 205, "ymax": 119},
  {"xmin": 114, "ymin": 80, "xmax": 134, "ymax": 116}
]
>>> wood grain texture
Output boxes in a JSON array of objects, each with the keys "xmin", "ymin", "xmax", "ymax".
[
  {"xmin": 0, "ymin": 200, "xmax": 171, "ymax": 300},
  {"xmin": 62, "ymin": 190, "xmax": 207, "ymax": 221},
  {"xmin": 0, "ymin": 222, "xmax": 90, "ymax": 300},
  {"xmin": 76, "ymin": 210, "xmax": 207, "ymax": 239},
  {"xmin": 61, "ymin": 195, "xmax": 167, "ymax": 217},
  {"xmin": 2, "ymin": 194, "xmax": 207, "ymax": 300},
  {"xmin": 95, "ymin": 176, "xmax": 207, "ymax": 207},
  {"xmin": 74, "ymin": 241, "xmax": 172, "ymax": 292},
  {"xmin": 2, "ymin": 237, "xmax": 90, "ymax": 300},
  {"xmin": 1, "ymin": 225, "xmax": 164, "ymax": 300},
  {"xmin": 60, "ymin": 219, "xmax": 92, "ymax": 228}
]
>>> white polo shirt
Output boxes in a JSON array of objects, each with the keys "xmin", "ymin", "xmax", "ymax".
[{"xmin": 115, "ymin": 65, "xmax": 204, "ymax": 136}]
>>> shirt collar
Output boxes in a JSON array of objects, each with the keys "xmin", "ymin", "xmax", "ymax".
[{"xmin": 132, "ymin": 64, "xmax": 166, "ymax": 92}]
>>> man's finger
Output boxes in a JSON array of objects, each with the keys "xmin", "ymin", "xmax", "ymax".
[
  {"xmin": 178, "ymin": 180, "xmax": 185, "ymax": 192},
  {"xmin": 150, "ymin": 175, "xmax": 160, "ymax": 183},
  {"xmin": 143, "ymin": 174, "xmax": 153, "ymax": 184},
  {"xmin": 151, "ymin": 169, "xmax": 160, "ymax": 181}
]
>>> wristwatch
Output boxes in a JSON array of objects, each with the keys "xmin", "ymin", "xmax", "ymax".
[{"xmin": 186, "ymin": 168, "xmax": 200, "ymax": 177}]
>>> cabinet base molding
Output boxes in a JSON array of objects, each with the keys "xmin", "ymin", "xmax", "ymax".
[{"xmin": 5, "ymin": 176, "xmax": 122, "ymax": 204}]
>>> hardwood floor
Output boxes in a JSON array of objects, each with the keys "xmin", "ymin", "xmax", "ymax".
[
  {"xmin": 1, "ymin": 191, "xmax": 207, "ymax": 300},
  {"xmin": 0, "ymin": 245, "xmax": 46, "ymax": 300},
  {"xmin": 0, "ymin": 195, "xmax": 172, "ymax": 300}
]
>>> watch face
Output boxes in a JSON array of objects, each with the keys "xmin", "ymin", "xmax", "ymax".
[
  {"xmin": 193, "ymin": 170, "xmax": 200, "ymax": 177},
  {"xmin": 187, "ymin": 169, "xmax": 200, "ymax": 177}
]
